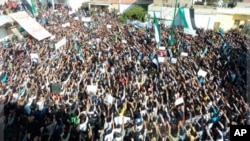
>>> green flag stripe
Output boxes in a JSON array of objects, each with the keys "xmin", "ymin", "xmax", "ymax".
[
  {"xmin": 31, "ymin": 0, "xmax": 37, "ymax": 15},
  {"xmin": 153, "ymin": 13, "xmax": 161, "ymax": 44},
  {"xmin": 179, "ymin": 8, "xmax": 189, "ymax": 28}
]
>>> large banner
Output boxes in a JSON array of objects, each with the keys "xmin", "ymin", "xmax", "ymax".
[
  {"xmin": 10, "ymin": 11, "xmax": 51, "ymax": 41},
  {"xmin": 161, "ymin": 7, "xmax": 175, "ymax": 20}
]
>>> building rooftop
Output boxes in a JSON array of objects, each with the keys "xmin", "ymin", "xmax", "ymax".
[{"xmin": 89, "ymin": 0, "xmax": 153, "ymax": 4}]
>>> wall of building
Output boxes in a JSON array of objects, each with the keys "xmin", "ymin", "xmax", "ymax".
[
  {"xmin": 148, "ymin": 4, "xmax": 162, "ymax": 18},
  {"xmin": 214, "ymin": 14, "xmax": 234, "ymax": 31},
  {"xmin": 120, "ymin": 4, "xmax": 135, "ymax": 13},
  {"xmin": 110, "ymin": 3, "xmax": 119, "ymax": 11},
  {"xmin": 67, "ymin": 0, "xmax": 90, "ymax": 11},
  {"xmin": 195, "ymin": 14, "xmax": 216, "ymax": 30}
]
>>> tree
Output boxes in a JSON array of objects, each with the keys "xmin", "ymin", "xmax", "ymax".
[{"xmin": 121, "ymin": 5, "xmax": 148, "ymax": 22}]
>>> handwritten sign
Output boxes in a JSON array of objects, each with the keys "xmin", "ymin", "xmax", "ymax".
[{"xmin": 10, "ymin": 11, "xmax": 51, "ymax": 41}]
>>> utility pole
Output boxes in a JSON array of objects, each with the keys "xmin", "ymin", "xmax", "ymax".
[{"xmin": 170, "ymin": 0, "xmax": 178, "ymax": 47}]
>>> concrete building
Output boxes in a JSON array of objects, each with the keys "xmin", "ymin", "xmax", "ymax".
[
  {"xmin": 88, "ymin": 0, "xmax": 153, "ymax": 13},
  {"xmin": 38, "ymin": 0, "xmax": 90, "ymax": 11},
  {"xmin": 148, "ymin": 0, "xmax": 250, "ymax": 31}
]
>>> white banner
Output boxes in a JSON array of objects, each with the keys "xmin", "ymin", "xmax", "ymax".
[
  {"xmin": 55, "ymin": 37, "xmax": 66, "ymax": 50},
  {"xmin": 10, "ymin": 11, "xmax": 51, "ymax": 41}
]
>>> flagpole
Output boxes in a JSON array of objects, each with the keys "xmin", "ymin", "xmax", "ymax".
[{"xmin": 170, "ymin": 0, "xmax": 178, "ymax": 47}]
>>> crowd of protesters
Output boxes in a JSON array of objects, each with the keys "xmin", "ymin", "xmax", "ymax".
[{"xmin": 0, "ymin": 1, "xmax": 249, "ymax": 141}]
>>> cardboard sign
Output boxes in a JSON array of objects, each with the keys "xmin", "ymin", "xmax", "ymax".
[{"xmin": 197, "ymin": 69, "xmax": 207, "ymax": 77}]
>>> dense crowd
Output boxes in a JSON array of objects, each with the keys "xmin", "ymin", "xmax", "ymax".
[{"xmin": 0, "ymin": 2, "xmax": 249, "ymax": 141}]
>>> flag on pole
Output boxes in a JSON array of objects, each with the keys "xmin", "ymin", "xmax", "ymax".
[
  {"xmin": 30, "ymin": 0, "xmax": 37, "ymax": 16},
  {"xmin": 153, "ymin": 12, "xmax": 161, "ymax": 45}
]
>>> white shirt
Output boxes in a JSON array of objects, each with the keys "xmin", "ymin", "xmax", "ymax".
[
  {"xmin": 37, "ymin": 101, "xmax": 44, "ymax": 111},
  {"xmin": 104, "ymin": 132, "xmax": 113, "ymax": 141},
  {"xmin": 79, "ymin": 116, "xmax": 89, "ymax": 132}
]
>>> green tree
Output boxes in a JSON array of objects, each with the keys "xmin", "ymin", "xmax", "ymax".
[{"xmin": 121, "ymin": 5, "xmax": 148, "ymax": 22}]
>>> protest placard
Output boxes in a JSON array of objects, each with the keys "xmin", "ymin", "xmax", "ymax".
[
  {"xmin": 104, "ymin": 94, "xmax": 114, "ymax": 105},
  {"xmin": 62, "ymin": 23, "xmax": 70, "ymax": 28},
  {"xmin": 175, "ymin": 97, "xmax": 184, "ymax": 106},
  {"xmin": 170, "ymin": 58, "xmax": 177, "ymax": 64},
  {"xmin": 87, "ymin": 85, "xmax": 97, "ymax": 95},
  {"xmin": 82, "ymin": 17, "xmax": 91, "ymax": 22},
  {"xmin": 55, "ymin": 37, "xmax": 66, "ymax": 50},
  {"xmin": 10, "ymin": 11, "xmax": 51, "ymax": 41},
  {"xmin": 122, "ymin": 40, "xmax": 127, "ymax": 44},
  {"xmin": 114, "ymin": 116, "xmax": 131, "ymax": 125},
  {"xmin": 30, "ymin": 53, "xmax": 39, "ymax": 63},
  {"xmin": 197, "ymin": 69, "xmax": 208, "ymax": 77},
  {"xmin": 181, "ymin": 52, "xmax": 188, "ymax": 57},
  {"xmin": 107, "ymin": 24, "xmax": 112, "ymax": 29}
]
